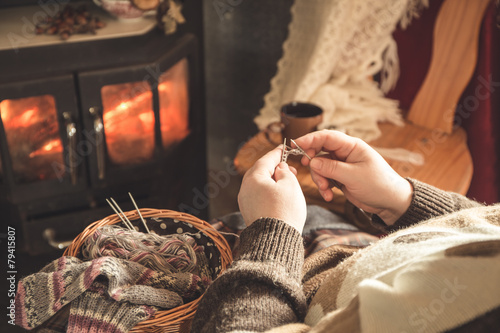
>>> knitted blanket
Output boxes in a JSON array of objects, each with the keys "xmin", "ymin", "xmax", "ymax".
[{"xmin": 15, "ymin": 256, "xmax": 206, "ymax": 332}]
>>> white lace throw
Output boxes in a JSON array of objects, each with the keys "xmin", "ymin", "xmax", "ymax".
[{"xmin": 254, "ymin": 0, "xmax": 428, "ymax": 142}]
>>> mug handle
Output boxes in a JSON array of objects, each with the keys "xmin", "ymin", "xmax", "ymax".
[
  {"xmin": 264, "ymin": 121, "xmax": 284, "ymax": 145},
  {"xmin": 93, "ymin": 0, "xmax": 103, "ymax": 6}
]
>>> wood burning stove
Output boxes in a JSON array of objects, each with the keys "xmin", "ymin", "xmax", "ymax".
[{"xmin": 0, "ymin": 2, "xmax": 205, "ymax": 255}]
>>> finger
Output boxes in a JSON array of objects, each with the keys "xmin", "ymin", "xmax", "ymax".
[
  {"xmin": 310, "ymin": 170, "xmax": 335, "ymax": 202},
  {"xmin": 300, "ymin": 148, "xmax": 317, "ymax": 166},
  {"xmin": 294, "ymin": 130, "xmax": 362, "ymax": 161},
  {"xmin": 309, "ymin": 157, "xmax": 355, "ymax": 186},
  {"xmin": 328, "ymin": 178, "xmax": 344, "ymax": 190},
  {"xmin": 289, "ymin": 165, "xmax": 298, "ymax": 176},
  {"xmin": 274, "ymin": 162, "xmax": 298, "ymax": 184},
  {"xmin": 319, "ymin": 187, "xmax": 334, "ymax": 202},
  {"xmin": 310, "ymin": 169, "xmax": 330, "ymax": 191},
  {"xmin": 248, "ymin": 145, "xmax": 283, "ymax": 179}
]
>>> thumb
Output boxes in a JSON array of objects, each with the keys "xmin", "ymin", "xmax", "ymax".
[{"xmin": 274, "ymin": 162, "xmax": 297, "ymax": 183}]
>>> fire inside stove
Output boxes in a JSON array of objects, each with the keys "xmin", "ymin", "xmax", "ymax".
[
  {"xmin": 0, "ymin": 59, "xmax": 190, "ymax": 183},
  {"xmin": 159, "ymin": 58, "xmax": 190, "ymax": 148},
  {"xmin": 101, "ymin": 82, "xmax": 155, "ymax": 165},
  {"xmin": 0, "ymin": 95, "xmax": 64, "ymax": 183},
  {"xmin": 101, "ymin": 58, "xmax": 190, "ymax": 165}
]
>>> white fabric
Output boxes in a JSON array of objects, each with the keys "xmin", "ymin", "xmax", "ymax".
[
  {"xmin": 358, "ymin": 255, "xmax": 500, "ymax": 333},
  {"xmin": 255, "ymin": 0, "xmax": 428, "ymax": 142},
  {"xmin": 337, "ymin": 205, "xmax": 500, "ymax": 332}
]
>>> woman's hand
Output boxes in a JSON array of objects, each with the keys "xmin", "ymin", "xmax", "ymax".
[
  {"xmin": 238, "ymin": 146, "xmax": 307, "ymax": 233},
  {"xmin": 294, "ymin": 130, "xmax": 413, "ymax": 225}
]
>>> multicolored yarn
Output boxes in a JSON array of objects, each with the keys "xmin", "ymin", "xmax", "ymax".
[
  {"xmin": 81, "ymin": 225, "xmax": 207, "ymax": 277},
  {"xmin": 15, "ymin": 256, "xmax": 202, "ymax": 332},
  {"xmin": 14, "ymin": 224, "xmax": 215, "ymax": 332}
]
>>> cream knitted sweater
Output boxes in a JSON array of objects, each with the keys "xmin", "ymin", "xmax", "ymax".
[{"xmin": 192, "ymin": 179, "xmax": 500, "ymax": 332}]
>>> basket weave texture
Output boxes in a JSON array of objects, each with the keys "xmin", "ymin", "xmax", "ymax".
[{"xmin": 64, "ymin": 208, "xmax": 233, "ymax": 333}]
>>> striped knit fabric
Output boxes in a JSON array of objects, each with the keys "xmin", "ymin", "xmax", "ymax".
[
  {"xmin": 210, "ymin": 205, "xmax": 379, "ymax": 259},
  {"xmin": 303, "ymin": 229, "xmax": 377, "ymax": 256},
  {"xmin": 15, "ymin": 256, "xmax": 204, "ymax": 332}
]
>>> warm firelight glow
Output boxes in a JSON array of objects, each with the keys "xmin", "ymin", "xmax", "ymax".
[
  {"xmin": 100, "ymin": 59, "xmax": 190, "ymax": 165},
  {"xmin": 0, "ymin": 95, "xmax": 64, "ymax": 182},
  {"xmin": 158, "ymin": 58, "xmax": 190, "ymax": 148},
  {"xmin": 158, "ymin": 84, "xmax": 169, "ymax": 92},
  {"xmin": 102, "ymin": 91, "xmax": 154, "ymax": 126},
  {"xmin": 158, "ymin": 81, "xmax": 172, "ymax": 93},
  {"xmin": 138, "ymin": 112, "xmax": 155, "ymax": 125},
  {"xmin": 19, "ymin": 108, "xmax": 36, "ymax": 124},
  {"xmin": 101, "ymin": 82, "xmax": 155, "ymax": 165},
  {"xmin": 29, "ymin": 139, "xmax": 63, "ymax": 158},
  {"xmin": 1, "ymin": 105, "xmax": 39, "ymax": 129}
]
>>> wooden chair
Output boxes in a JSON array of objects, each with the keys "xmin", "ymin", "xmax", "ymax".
[{"xmin": 368, "ymin": 0, "xmax": 490, "ymax": 194}]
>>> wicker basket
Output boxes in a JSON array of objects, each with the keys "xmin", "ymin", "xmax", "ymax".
[{"xmin": 64, "ymin": 208, "xmax": 233, "ymax": 333}]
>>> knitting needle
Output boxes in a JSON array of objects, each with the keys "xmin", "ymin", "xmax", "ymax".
[
  {"xmin": 106, "ymin": 198, "xmax": 133, "ymax": 230},
  {"xmin": 110, "ymin": 198, "xmax": 135, "ymax": 231},
  {"xmin": 290, "ymin": 139, "xmax": 311, "ymax": 160},
  {"xmin": 128, "ymin": 192, "xmax": 150, "ymax": 234},
  {"xmin": 289, "ymin": 139, "xmax": 342, "ymax": 189},
  {"xmin": 106, "ymin": 198, "xmax": 134, "ymax": 231},
  {"xmin": 281, "ymin": 138, "xmax": 288, "ymax": 163}
]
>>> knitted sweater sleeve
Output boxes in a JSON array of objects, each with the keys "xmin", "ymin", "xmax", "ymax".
[
  {"xmin": 191, "ymin": 218, "xmax": 308, "ymax": 332},
  {"xmin": 374, "ymin": 178, "xmax": 483, "ymax": 232}
]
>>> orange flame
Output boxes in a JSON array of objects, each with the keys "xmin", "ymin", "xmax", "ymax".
[
  {"xmin": 158, "ymin": 80, "xmax": 190, "ymax": 147},
  {"xmin": 29, "ymin": 139, "xmax": 63, "ymax": 158},
  {"xmin": 3, "ymin": 108, "xmax": 39, "ymax": 128},
  {"xmin": 103, "ymin": 91, "xmax": 155, "ymax": 139}
]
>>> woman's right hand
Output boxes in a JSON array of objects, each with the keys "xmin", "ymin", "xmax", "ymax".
[
  {"xmin": 237, "ymin": 146, "xmax": 307, "ymax": 233},
  {"xmin": 294, "ymin": 130, "xmax": 413, "ymax": 225}
]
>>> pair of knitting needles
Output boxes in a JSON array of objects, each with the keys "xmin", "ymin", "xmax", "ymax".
[
  {"xmin": 281, "ymin": 138, "xmax": 312, "ymax": 163},
  {"xmin": 281, "ymin": 138, "xmax": 343, "ymax": 189},
  {"xmin": 106, "ymin": 193, "xmax": 151, "ymax": 234}
]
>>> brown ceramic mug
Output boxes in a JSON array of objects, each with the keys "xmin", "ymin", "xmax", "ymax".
[{"xmin": 281, "ymin": 102, "xmax": 323, "ymax": 141}]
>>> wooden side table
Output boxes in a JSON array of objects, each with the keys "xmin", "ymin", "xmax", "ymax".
[{"xmin": 234, "ymin": 123, "xmax": 472, "ymax": 234}]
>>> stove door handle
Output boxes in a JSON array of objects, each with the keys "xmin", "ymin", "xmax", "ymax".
[
  {"xmin": 89, "ymin": 107, "xmax": 105, "ymax": 180},
  {"xmin": 43, "ymin": 228, "xmax": 74, "ymax": 250},
  {"xmin": 63, "ymin": 112, "xmax": 78, "ymax": 185}
]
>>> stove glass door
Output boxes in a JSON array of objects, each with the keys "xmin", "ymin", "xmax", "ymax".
[
  {"xmin": 101, "ymin": 81, "xmax": 155, "ymax": 166},
  {"xmin": 0, "ymin": 95, "xmax": 64, "ymax": 183},
  {"xmin": 158, "ymin": 58, "xmax": 190, "ymax": 148}
]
